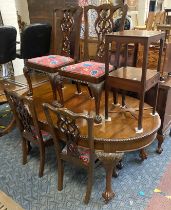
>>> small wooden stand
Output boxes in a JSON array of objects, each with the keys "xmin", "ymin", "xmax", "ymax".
[{"xmin": 105, "ymin": 30, "xmax": 165, "ymax": 132}]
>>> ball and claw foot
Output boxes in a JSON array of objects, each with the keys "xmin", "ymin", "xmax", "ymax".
[
  {"xmin": 102, "ymin": 191, "xmax": 115, "ymax": 203},
  {"xmin": 94, "ymin": 115, "xmax": 102, "ymax": 124},
  {"xmin": 156, "ymin": 147, "xmax": 163, "ymax": 154},
  {"xmin": 139, "ymin": 149, "xmax": 148, "ymax": 161}
]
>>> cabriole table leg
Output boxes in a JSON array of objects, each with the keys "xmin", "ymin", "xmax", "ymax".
[{"xmin": 95, "ymin": 151, "xmax": 123, "ymax": 203}]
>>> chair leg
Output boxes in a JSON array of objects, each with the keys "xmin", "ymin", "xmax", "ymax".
[
  {"xmin": 84, "ymin": 169, "xmax": 93, "ymax": 204},
  {"xmin": 22, "ymin": 138, "xmax": 27, "ymax": 165},
  {"xmin": 139, "ymin": 149, "xmax": 148, "ymax": 161},
  {"xmin": 39, "ymin": 146, "xmax": 45, "ymax": 177},
  {"xmin": 105, "ymin": 83, "xmax": 109, "ymax": 120},
  {"xmin": 137, "ymin": 92, "xmax": 145, "ymax": 131},
  {"xmin": 112, "ymin": 88, "xmax": 119, "ymax": 105},
  {"xmin": 23, "ymin": 66, "xmax": 33, "ymax": 96},
  {"xmin": 48, "ymin": 73, "xmax": 58, "ymax": 101},
  {"xmin": 75, "ymin": 82, "xmax": 82, "ymax": 95},
  {"xmin": 27, "ymin": 141, "xmax": 32, "ymax": 154},
  {"xmin": 121, "ymin": 91, "xmax": 126, "ymax": 108},
  {"xmin": 54, "ymin": 74, "xmax": 64, "ymax": 106},
  {"xmin": 58, "ymin": 159, "xmax": 64, "ymax": 191},
  {"xmin": 89, "ymin": 82, "xmax": 104, "ymax": 124},
  {"xmin": 87, "ymin": 86, "xmax": 93, "ymax": 98}
]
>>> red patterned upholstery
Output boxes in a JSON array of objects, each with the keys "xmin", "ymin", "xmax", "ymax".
[
  {"xmin": 60, "ymin": 61, "xmax": 113, "ymax": 78},
  {"xmin": 31, "ymin": 127, "xmax": 52, "ymax": 142},
  {"xmin": 28, "ymin": 55, "xmax": 74, "ymax": 69},
  {"xmin": 62, "ymin": 145, "xmax": 90, "ymax": 165}
]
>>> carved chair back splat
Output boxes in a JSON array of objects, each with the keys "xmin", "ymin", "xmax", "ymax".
[
  {"xmin": 4, "ymin": 89, "xmax": 53, "ymax": 177},
  {"xmin": 84, "ymin": 3, "xmax": 127, "ymax": 62},
  {"xmin": 43, "ymin": 103, "xmax": 96, "ymax": 204},
  {"xmin": 53, "ymin": 6, "xmax": 83, "ymax": 62}
]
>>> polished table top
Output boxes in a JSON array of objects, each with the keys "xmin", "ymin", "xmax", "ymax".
[{"xmin": 31, "ymin": 82, "xmax": 161, "ymax": 153}]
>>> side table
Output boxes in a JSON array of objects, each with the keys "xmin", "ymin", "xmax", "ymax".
[{"xmin": 105, "ymin": 30, "xmax": 165, "ymax": 132}]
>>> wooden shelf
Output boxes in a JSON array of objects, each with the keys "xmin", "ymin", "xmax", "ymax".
[{"xmin": 108, "ymin": 67, "xmax": 160, "ymax": 92}]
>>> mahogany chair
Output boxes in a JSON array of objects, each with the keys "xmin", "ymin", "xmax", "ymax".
[
  {"xmin": 151, "ymin": 11, "xmax": 165, "ymax": 32},
  {"xmin": 43, "ymin": 103, "xmax": 98, "ymax": 204},
  {"xmin": 134, "ymin": 12, "xmax": 155, "ymax": 30},
  {"xmin": 24, "ymin": 7, "xmax": 83, "ymax": 101},
  {"xmin": 56, "ymin": 4, "xmax": 128, "ymax": 123},
  {"xmin": 4, "ymin": 89, "xmax": 53, "ymax": 177}
]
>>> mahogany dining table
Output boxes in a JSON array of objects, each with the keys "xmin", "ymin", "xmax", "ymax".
[{"xmin": 30, "ymin": 81, "xmax": 161, "ymax": 203}]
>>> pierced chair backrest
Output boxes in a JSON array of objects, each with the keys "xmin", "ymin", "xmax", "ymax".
[
  {"xmin": 146, "ymin": 12, "xmax": 155, "ymax": 31},
  {"xmin": 84, "ymin": 3, "xmax": 128, "ymax": 62},
  {"xmin": 0, "ymin": 26, "xmax": 17, "ymax": 64},
  {"xmin": 153, "ymin": 11, "xmax": 165, "ymax": 30},
  {"xmin": 43, "ymin": 103, "xmax": 94, "ymax": 166},
  {"xmin": 4, "ymin": 89, "xmax": 44, "ymax": 144},
  {"xmin": 20, "ymin": 23, "xmax": 52, "ymax": 59},
  {"xmin": 53, "ymin": 6, "xmax": 83, "ymax": 62}
]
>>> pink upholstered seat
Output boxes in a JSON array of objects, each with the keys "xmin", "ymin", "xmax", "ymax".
[
  {"xmin": 31, "ymin": 127, "xmax": 52, "ymax": 142},
  {"xmin": 62, "ymin": 145, "xmax": 90, "ymax": 165},
  {"xmin": 60, "ymin": 61, "xmax": 113, "ymax": 78},
  {"xmin": 28, "ymin": 55, "xmax": 74, "ymax": 69}
]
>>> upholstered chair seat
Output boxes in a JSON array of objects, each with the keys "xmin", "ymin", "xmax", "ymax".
[
  {"xmin": 60, "ymin": 61, "xmax": 113, "ymax": 83},
  {"xmin": 27, "ymin": 55, "xmax": 74, "ymax": 73},
  {"xmin": 31, "ymin": 126, "xmax": 52, "ymax": 142},
  {"xmin": 62, "ymin": 145, "xmax": 90, "ymax": 165}
]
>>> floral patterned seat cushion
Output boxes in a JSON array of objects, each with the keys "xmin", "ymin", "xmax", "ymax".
[
  {"xmin": 31, "ymin": 127, "xmax": 52, "ymax": 142},
  {"xmin": 62, "ymin": 145, "xmax": 90, "ymax": 165},
  {"xmin": 60, "ymin": 61, "xmax": 113, "ymax": 78},
  {"xmin": 28, "ymin": 55, "xmax": 74, "ymax": 69}
]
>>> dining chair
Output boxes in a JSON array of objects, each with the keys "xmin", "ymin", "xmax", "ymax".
[
  {"xmin": 16, "ymin": 23, "xmax": 52, "ymax": 61},
  {"xmin": 0, "ymin": 26, "xmax": 16, "ymax": 78},
  {"xmin": 24, "ymin": 6, "xmax": 83, "ymax": 102},
  {"xmin": 4, "ymin": 89, "xmax": 53, "ymax": 177},
  {"xmin": 16, "ymin": 23, "xmax": 52, "ymax": 94},
  {"xmin": 56, "ymin": 3, "xmax": 128, "ymax": 123},
  {"xmin": 43, "ymin": 103, "xmax": 99, "ymax": 204},
  {"xmin": 0, "ymin": 26, "xmax": 17, "ymax": 137}
]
